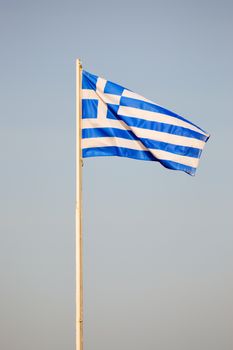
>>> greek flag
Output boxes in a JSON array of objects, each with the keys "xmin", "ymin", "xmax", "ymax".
[{"xmin": 82, "ymin": 70, "xmax": 209, "ymax": 175}]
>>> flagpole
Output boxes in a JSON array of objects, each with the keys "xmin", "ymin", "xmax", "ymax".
[{"xmin": 76, "ymin": 58, "xmax": 83, "ymax": 350}]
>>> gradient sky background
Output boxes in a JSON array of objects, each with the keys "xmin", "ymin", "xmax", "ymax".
[{"xmin": 1, "ymin": 0, "xmax": 233, "ymax": 349}]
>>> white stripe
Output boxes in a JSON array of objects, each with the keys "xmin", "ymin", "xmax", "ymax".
[
  {"xmin": 82, "ymin": 89, "xmax": 121, "ymax": 105},
  {"xmin": 99, "ymin": 93, "xmax": 121, "ymax": 105},
  {"xmin": 97, "ymin": 99, "xmax": 108, "ymax": 120},
  {"xmin": 96, "ymin": 77, "xmax": 107, "ymax": 91},
  {"xmin": 82, "ymin": 137, "xmax": 199, "ymax": 168},
  {"xmin": 122, "ymin": 89, "xmax": 154, "ymax": 104},
  {"xmin": 97, "ymin": 80, "xmax": 107, "ymax": 120},
  {"xmin": 118, "ymin": 106, "xmax": 207, "ymax": 136},
  {"xmin": 82, "ymin": 136, "xmax": 147, "ymax": 151},
  {"xmin": 82, "ymin": 118, "xmax": 130, "ymax": 131},
  {"xmin": 82, "ymin": 119, "xmax": 205, "ymax": 149},
  {"xmin": 82, "ymin": 90, "xmax": 98, "ymax": 99}
]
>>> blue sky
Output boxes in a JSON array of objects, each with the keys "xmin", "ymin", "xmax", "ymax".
[{"xmin": 1, "ymin": 1, "xmax": 233, "ymax": 349}]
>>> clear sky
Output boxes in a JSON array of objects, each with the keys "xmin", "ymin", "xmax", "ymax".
[{"xmin": 1, "ymin": 0, "xmax": 233, "ymax": 349}]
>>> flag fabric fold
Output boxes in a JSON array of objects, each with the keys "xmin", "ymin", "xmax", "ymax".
[{"xmin": 81, "ymin": 70, "xmax": 209, "ymax": 175}]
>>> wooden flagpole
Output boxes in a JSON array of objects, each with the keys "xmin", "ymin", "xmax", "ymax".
[{"xmin": 76, "ymin": 58, "xmax": 83, "ymax": 350}]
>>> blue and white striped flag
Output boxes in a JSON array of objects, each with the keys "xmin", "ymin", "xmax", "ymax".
[{"xmin": 82, "ymin": 70, "xmax": 209, "ymax": 175}]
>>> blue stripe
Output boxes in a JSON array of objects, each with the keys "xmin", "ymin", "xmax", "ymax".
[
  {"xmin": 82, "ymin": 70, "xmax": 98, "ymax": 90},
  {"xmin": 82, "ymin": 128, "xmax": 201, "ymax": 158},
  {"xmin": 112, "ymin": 114, "xmax": 208, "ymax": 142},
  {"xmin": 104, "ymin": 81, "xmax": 124, "ymax": 95},
  {"xmin": 120, "ymin": 97, "xmax": 207, "ymax": 134},
  {"xmin": 82, "ymin": 146, "xmax": 196, "ymax": 175},
  {"xmin": 106, "ymin": 104, "xmax": 120, "ymax": 119},
  {"xmin": 82, "ymin": 99, "xmax": 98, "ymax": 119}
]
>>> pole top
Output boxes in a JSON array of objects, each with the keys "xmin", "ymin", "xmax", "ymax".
[{"xmin": 76, "ymin": 58, "xmax": 83, "ymax": 69}]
